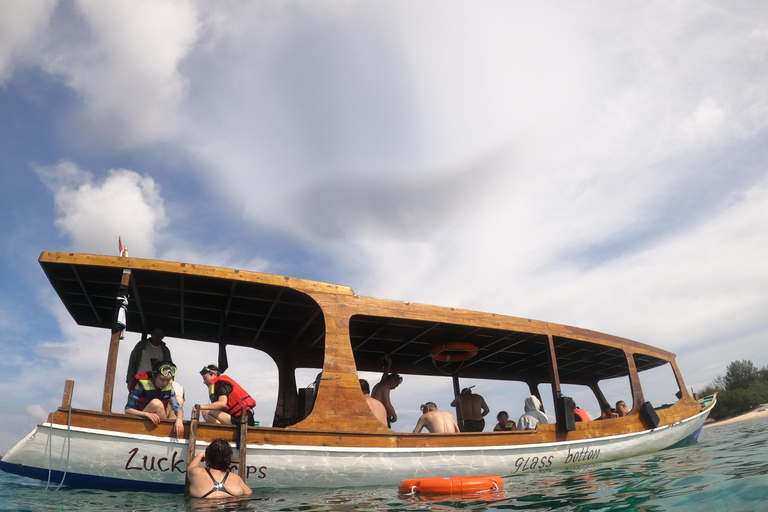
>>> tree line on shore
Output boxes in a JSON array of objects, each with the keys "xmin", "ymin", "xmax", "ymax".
[{"xmin": 696, "ymin": 360, "xmax": 768, "ymax": 421}]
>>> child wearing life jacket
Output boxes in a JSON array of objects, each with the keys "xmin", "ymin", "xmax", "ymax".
[{"xmin": 125, "ymin": 360, "xmax": 184, "ymax": 437}]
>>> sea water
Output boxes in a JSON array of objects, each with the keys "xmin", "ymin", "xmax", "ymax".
[{"xmin": 1, "ymin": 416, "xmax": 767, "ymax": 512}]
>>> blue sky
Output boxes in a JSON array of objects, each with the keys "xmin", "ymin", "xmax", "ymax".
[{"xmin": 2, "ymin": 1, "xmax": 768, "ymax": 453}]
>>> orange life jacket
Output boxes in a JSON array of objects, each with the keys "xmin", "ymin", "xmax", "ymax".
[
  {"xmin": 574, "ymin": 408, "xmax": 591, "ymax": 422},
  {"xmin": 208, "ymin": 375, "xmax": 256, "ymax": 417}
]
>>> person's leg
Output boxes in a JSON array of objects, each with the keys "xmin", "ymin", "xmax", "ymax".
[
  {"xmin": 144, "ymin": 399, "xmax": 170, "ymax": 420},
  {"xmin": 202, "ymin": 409, "xmax": 233, "ymax": 424}
]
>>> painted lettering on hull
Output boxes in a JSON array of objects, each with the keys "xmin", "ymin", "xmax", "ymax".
[
  {"xmin": 124, "ymin": 447, "xmax": 267, "ymax": 478},
  {"xmin": 564, "ymin": 447, "xmax": 601, "ymax": 464}
]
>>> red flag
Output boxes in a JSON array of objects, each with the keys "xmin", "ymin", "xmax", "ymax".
[{"xmin": 118, "ymin": 236, "xmax": 123, "ymax": 256}]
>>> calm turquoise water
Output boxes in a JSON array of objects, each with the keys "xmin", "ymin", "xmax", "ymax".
[{"xmin": 2, "ymin": 416, "xmax": 767, "ymax": 511}]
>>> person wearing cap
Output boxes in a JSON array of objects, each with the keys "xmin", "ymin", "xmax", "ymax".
[
  {"xmin": 450, "ymin": 387, "xmax": 490, "ymax": 432},
  {"xmin": 125, "ymin": 360, "xmax": 184, "ymax": 437},
  {"xmin": 413, "ymin": 402, "xmax": 460, "ymax": 433},
  {"xmin": 199, "ymin": 365, "xmax": 256, "ymax": 426},
  {"xmin": 126, "ymin": 327, "xmax": 172, "ymax": 390},
  {"xmin": 371, "ymin": 355, "xmax": 402, "ymax": 428}
]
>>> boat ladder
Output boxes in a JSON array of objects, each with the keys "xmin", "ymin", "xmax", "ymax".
[{"xmin": 185, "ymin": 405, "xmax": 249, "ymax": 495}]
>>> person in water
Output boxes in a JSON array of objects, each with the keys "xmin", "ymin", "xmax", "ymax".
[
  {"xmin": 199, "ymin": 364, "xmax": 257, "ymax": 425},
  {"xmin": 517, "ymin": 395, "xmax": 550, "ymax": 430},
  {"xmin": 450, "ymin": 387, "xmax": 490, "ymax": 432},
  {"xmin": 187, "ymin": 438, "xmax": 252, "ymax": 499},
  {"xmin": 125, "ymin": 360, "xmax": 184, "ymax": 437}
]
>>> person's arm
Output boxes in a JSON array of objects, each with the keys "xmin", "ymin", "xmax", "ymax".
[
  {"xmin": 480, "ymin": 397, "xmax": 490, "ymax": 417},
  {"xmin": 450, "ymin": 395, "xmax": 459, "ymax": 407},
  {"xmin": 188, "ymin": 451, "xmax": 204, "ymax": 470},
  {"xmin": 380, "ymin": 388, "xmax": 397, "ymax": 423},
  {"xmin": 452, "ymin": 420, "xmax": 460, "ymax": 432},
  {"xmin": 169, "ymin": 392, "xmax": 184, "ymax": 437},
  {"xmin": 412, "ymin": 416, "xmax": 426, "ymax": 433},
  {"xmin": 125, "ymin": 387, "xmax": 161, "ymax": 425},
  {"xmin": 200, "ymin": 394, "xmax": 228, "ymax": 411},
  {"xmin": 379, "ymin": 355, "xmax": 391, "ymax": 383},
  {"xmin": 234, "ymin": 474, "xmax": 253, "ymax": 495}
]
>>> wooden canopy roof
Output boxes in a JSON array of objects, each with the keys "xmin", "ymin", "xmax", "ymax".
[{"xmin": 39, "ymin": 252, "xmax": 673, "ymax": 385}]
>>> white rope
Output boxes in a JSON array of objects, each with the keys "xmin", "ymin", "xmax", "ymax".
[
  {"xmin": 55, "ymin": 405, "xmax": 72, "ymax": 490},
  {"xmin": 43, "ymin": 406, "xmax": 73, "ymax": 491},
  {"xmin": 44, "ymin": 415, "xmax": 53, "ymax": 490}
]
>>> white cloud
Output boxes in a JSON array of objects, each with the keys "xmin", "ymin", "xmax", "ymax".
[
  {"xmin": 38, "ymin": 0, "xmax": 199, "ymax": 148},
  {"xmin": 36, "ymin": 160, "xmax": 168, "ymax": 257},
  {"xmin": 0, "ymin": 0, "xmax": 56, "ymax": 81}
]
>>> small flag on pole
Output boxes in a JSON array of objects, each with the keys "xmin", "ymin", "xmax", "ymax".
[{"xmin": 118, "ymin": 236, "xmax": 123, "ymax": 256}]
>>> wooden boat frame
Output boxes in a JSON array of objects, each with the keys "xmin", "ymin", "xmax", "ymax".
[{"xmin": 0, "ymin": 252, "xmax": 715, "ymax": 490}]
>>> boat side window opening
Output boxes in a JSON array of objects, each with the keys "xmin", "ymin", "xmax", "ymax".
[
  {"xmin": 294, "ymin": 367, "xmax": 323, "ymax": 421},
  {"xmin": 633, "ymin": 356, "xmax": 682, "ymax": 410},
  {"xmin": 558, "ymin": 384, "xmax": 601, "ymax": 420},
  {"xmin": 206, "ymin": 345, "xmax": 278, "ymax": 428},
  {"xmin": 588, "ymin": 375, "xmax": 633, "ymax": 418}
]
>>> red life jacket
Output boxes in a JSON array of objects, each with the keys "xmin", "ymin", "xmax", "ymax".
[
  {"xmin": 574, "ymin": 408, "xmax": 591, "ymax": 422},
  {"xmin": 135, "ymin": 371, "xmax": 174, "ymax": 411},
  {"xmin": 209, "ymin": 375, "xmax": 256, "ymax": 417}
]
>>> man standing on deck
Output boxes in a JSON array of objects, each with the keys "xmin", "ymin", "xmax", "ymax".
[
  {"xmin": 371, "ymin": 355, "xmax": 402, "ymax": 427},
  {"xmin": 450, "ymin": 387, "xmax": 490, "ymax": 432},
  {"xmin": 413, "ymin": 402, "xmax": 460, "ymax": 433},
  {"xmin": 126, "ymin": 327, "xmax": 172, "ymax": 390}
]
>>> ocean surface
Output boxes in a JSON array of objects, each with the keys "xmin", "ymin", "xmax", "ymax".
[{"xmin": 1, "ymin": 416, "xmax": 767, "ymax": 512}]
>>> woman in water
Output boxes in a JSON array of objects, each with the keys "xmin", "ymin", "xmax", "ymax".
[{"xmin": 187, "ymin": 438, "xmax": 253, "ymax": 499}]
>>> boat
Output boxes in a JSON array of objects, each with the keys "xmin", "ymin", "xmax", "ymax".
[{"xmin": 0, "ymin": 252, "xmax": 715, "ymax": 491}]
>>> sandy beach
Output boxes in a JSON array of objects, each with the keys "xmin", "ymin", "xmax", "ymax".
[{"xmin": 703, "ymin": 406, "xmax": 768, "ymax": 428}]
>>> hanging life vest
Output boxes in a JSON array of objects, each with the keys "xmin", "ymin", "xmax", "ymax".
[
  {"xmin": 574, "ymin": 408, "xmax": 591, "ymax": 422},
  {"xmin": 209, "ymin": 375, "xmax": 256, "ymax": 417},
  {"xmin": 135, "ymin": 371, "xmax": 174, "ymax": 411}
]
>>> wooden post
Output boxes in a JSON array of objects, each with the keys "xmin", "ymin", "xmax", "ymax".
[
  {"xmin": 61, "ymin": 380, "xmax": 75, "ymax": 409},
  {"xmin": 452, "ymin": 374, "xmax": 463, "ymax": 431},
  {"xmin": 546, "ymin": 334, "xmax": 562, "ymax": 416},
  {"xmin": 102, "ymin": 268, "xmax": 131, "ymax": 413},
  {"xmin": 185, "ymin": 405, "xmax": 200, "ymax": 496},
  {"xmin": 237, "ymin": 412, "xmax": 248, "ymax": 480}
]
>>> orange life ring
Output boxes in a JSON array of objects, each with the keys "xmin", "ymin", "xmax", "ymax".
[
  {"xmin": 399, "ymin": 475, "xmax": 503, "ymax": 494},
  {"xmin": 430, "ymin": 342, "xmax": 478, "ymax": 362}
]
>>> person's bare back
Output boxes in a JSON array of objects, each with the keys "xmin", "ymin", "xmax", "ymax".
[
  {"xmin": 365, "ymin": 395, "xmax": 388, "ymax": 426},
  {"xmin": 413, "ymin": 403, "xmax": 460, "ymax": 433},
  {"xmin": 451, "ymin": 391, "xmax": 489, "ymax": 421}
]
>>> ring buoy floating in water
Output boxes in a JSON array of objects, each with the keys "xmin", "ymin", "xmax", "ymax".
[
  {"xmin": 399, "ymin": 475, "xmax": 503, "ymax": 494},
  {"xmin": 430, "ymin": 342, "xmax": 478, "ymax": 362}
]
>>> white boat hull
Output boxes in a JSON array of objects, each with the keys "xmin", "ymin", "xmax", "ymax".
[{"xmin": 0, "ymin": 407, "xmax": 710, "ymax": 490}]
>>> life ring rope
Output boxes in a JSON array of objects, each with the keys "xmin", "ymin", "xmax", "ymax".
[
  {"xmin": 430, "ymin": 342, "xmax": 478, "ymax": 363},
  {"xmin": 399, "ymin": 475, "xmax": 504, "ymax": 495}
]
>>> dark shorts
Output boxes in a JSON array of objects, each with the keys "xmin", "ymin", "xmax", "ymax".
[{"xmin": 463, "ymin": 419, "xmax": 485, "ymax": 432}]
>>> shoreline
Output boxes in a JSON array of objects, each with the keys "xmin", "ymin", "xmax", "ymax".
[{"xmin": 703, "ymin": 406, "xmax": 768, "ymax": 428}]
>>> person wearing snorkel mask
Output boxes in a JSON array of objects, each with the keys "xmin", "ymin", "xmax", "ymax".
[{"xmin": 125, "ymin": 360, "xmax": 184, "ymax": 437}]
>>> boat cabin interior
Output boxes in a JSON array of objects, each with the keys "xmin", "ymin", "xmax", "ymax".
[{"xmin": 40, "ymin": 252, "xmax": 692, "ymax": 434}]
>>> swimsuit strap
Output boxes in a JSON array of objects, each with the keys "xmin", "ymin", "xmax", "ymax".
[{"xmin": 200, "ymin": 468, "xmax": 234, "ymax": 498}]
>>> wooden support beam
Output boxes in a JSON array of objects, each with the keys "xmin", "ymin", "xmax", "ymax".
[
  {"xmin": 61, "ymin": 380, "xmax": 75, "ymax": 409},
  {"xmin": 185, "ymin": 405, "xmax": 200, "ymax": 496},
  {"xmin": 102, "ymin": 268, "xmax": 131, "ymax": 413},
  {"xmin": 546, "ymin": 334, "xmax": 562, "ymax": 417}
]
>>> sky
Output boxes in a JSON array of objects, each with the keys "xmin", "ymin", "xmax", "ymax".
[{"xmin": 2, "ymin": 0, "xmax": 768, "ymax": 454}]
